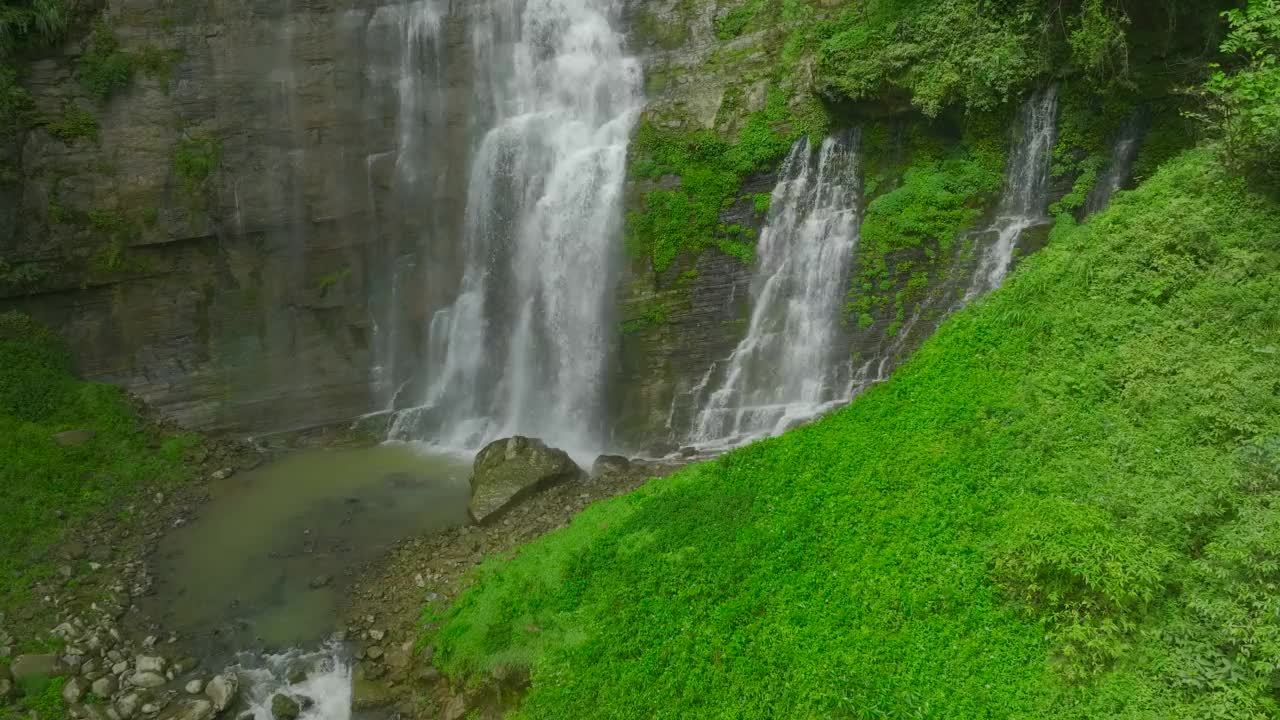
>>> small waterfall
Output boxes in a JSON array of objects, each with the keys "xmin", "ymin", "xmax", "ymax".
[
  {"xmin": 385, "ymin": 0, "xmax": 644, "ymax": 459},
  {"xmin": 964, "ymin": 87, "xmax": 1058, "ymax": 300},
  {"xmin": 1085, "ymin": 116, "xmax": 1141, "ymax": 214},
  {"xmin": 363, "ymin": 0, "xmax": 454, "ymax": 411},
  {"xmin": 236, "ymin": 645, "xmax": 352, "ymax": 720},
  {"xmin": 688, "ymin": 130, "xmax": 862, "ymax": 449}
]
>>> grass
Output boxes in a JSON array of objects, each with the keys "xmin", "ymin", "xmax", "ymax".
[
  {"xmin": 427, "ymin": 147, "xmax": 1280, "ymax": 718},
  {"xmin": 0, "ymin": 313, "xmax": 201, "ymax": 614}
]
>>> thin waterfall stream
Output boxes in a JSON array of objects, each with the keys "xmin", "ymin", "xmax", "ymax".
[
  {"xmin": 964, "ymin": 87, "xmax": 1059, "ymax": 300},
  {"xmin": 688, "ymin": 130, "xmax": 863, "ymax": 450}
]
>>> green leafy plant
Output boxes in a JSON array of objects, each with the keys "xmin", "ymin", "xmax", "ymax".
[
  {"xmin": 621, "ymin": 304, "xmax": 668, "ymax": 335},
  {"xmin": 1199, "ymin": 0, "xmax": 1280, "ymax": 189},
  {"xmin": 172, "ymin": 134, "xmax": 222, "ymax": 196},
  {"xmin": 627, "ymin": 88, "xmax": 825, "ymax": 274},
  {"xmin": 44, "ymin": 106, "xmax": 98, "ymax": 142},
  {"xmin": 76, "ymin": 21, "xmax": 134, "ymax": 102},
  {"xmin": 314, "ymin": 267, "xmax": 351, "ymax": 295}
]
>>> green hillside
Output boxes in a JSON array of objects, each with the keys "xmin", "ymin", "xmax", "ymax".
[{"xmin": 428, "ymin": 148, "xmax": 1280, "ymax": 718}]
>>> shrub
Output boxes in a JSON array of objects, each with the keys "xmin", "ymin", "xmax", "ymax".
[
  {"xmin": 1200, "ymin": 0, "xmax": 1280, "ymax": 189},
  {"xmin": 77, "ymin": 21, "xmax": 134, "ymax": 102},
  {"xmin": 45, "ymin": 106, "xmax": 98, "ymax": 142},
  {"xmin": 172, "ymin": 134, "xmax": 222, "ymax": 196},
  {"xmin": 0, "ymin": 312, "xmax": 73, "ymax": 422}
]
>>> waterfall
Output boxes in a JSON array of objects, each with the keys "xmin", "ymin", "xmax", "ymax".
[
  {"xmin": 386, "ymin": 0, "xmax": 643, "ymax": 458},
  {"xmin": 687, "ymin": 130, "xmax": 862, "ymax": 449},
  {"xmin": 1085, "ymin": 116, "xmax": 1141, "ymax": 214},
  {"xmin": 363, "ymin": 0, "xmax": 454, "ymax": 410},
  {"xmin": 236, "ymin": 645, "xmax": 352, "ymax": 720},
  {"xmin": 964, "ymin": 87, "xmax": 1058, "ymax": 300}
]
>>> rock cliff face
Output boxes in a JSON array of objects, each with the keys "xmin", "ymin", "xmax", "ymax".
[
  {"xmin": 0, "ymin": 0, "xmax": 1144, "ymax": 448},
  {"xmin": 0, "ymin": 0, "xmax": 473, "ymax": 434}
]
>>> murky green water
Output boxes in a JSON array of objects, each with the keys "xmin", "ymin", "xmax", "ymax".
[{"xmin": 145, "ymin": 444, "xmax": 470, "ymax": 659}]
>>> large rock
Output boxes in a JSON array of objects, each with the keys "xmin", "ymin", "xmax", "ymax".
[
  {"xmin": 161, "ymin": 699, "xmax": 214, "ymax": 720},
  {"xmin": 116, "ymin": 693, "xmax": 141, "ymax": 719},
  {"xmin": 468, "ymin": 437, "xmax": 583, "ymax": 523},
  {"xmin": 271, "ymin": 693, "xmax": 300, "ymax": 720},
  {"xmin": 61, "ymin": 676, "xmax": 86, "ymax": 705},
  {"xmin": 91, "ymin": 676, "xmax": 117, "ymax": 698},
  {"xmin": 9, "ymin": 653, "xmax": 60, "ymax": 680},
  {"xmin": 591, "ymin": 454, "xmax": 631, "ymax": 476},
  {"xmin": 129, "ymin": 671, "xmax": 166, "ymax": 688},
  {"xmin": 134, "ymin": 656, "xmax": 166, "ymax": 675},
  {"xmin": 204, "ymin": 672, "xmax": 238, "ymax": 713}
]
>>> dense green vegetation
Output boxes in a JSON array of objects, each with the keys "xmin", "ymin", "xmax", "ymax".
[
  {"xmin": 815, "ymin": 0, "xmax": 1225, "ymax": 117},
  {"xmin": 848, "ymin": 117, "xmax": 1006, "ymax": 330},
  {"xmin": 172, "ymin": 134, "xmax": 223, "ymax": 197},
  {"xmin": 627, "ymin": 88, "xmax": 825, "ymax": 275},
  {"xmin": 1200, "ymin": 0, "xmax": 1280, "ymax": 189},
  {"xmin": 0, "ymin": 313, "xmax": 200, "ymax": 614},
  {"xmin": 431, "ymin": 144, "xmax": 1280, "ymax": 718},
  {"xmin": 624, "ymin": 0, "xmax": 1232, "ymax": 315},
  {"xmin": 0, "ymin": 0, "xmax": 68, "ymax": 138}
]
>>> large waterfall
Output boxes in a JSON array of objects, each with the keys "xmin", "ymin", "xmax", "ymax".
[
  {"xmin": 687, "ymin": 131, "xmax": 862, "ymax": 449},
  {"xmin": 384, "ymin": 0, "xmax": 643, "ymax": 458},
  {"xmin": 965, "ymin": 87, "xmax": 1058, "ymax": 299}
]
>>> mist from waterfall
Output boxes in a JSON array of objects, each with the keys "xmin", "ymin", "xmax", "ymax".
[
  {"xmin": 687, "ymin": 130, "xmax": 862, "ymax": 450},
  {"xmin": 384, "ymin": 0, "xmax": 643, "ymax": 459},
  {"xmin": 964, "ymin": 87, "xmax": 1058, "ymax": 300}
]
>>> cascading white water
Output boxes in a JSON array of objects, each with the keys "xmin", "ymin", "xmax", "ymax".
[
  {"xmin": 964, "ymin": 87, "xmax": 1058, "ymax": 300},
  {"xmin": 364, "ymin": 0, "xmax": 453, "ymax": 408},
  {"xmin": 388, "ymin": 0, "xmax": 643, "ymax": 459},
  {"xmin": 237, "ymin": 645, "xmax": 352, "ymax": 720},
  {"xmin": 1085, "ymin": 116, "xmax": 1141, "ymax": 214},
  {"xmin": 687, "ymin": 130, "xmax": 862, "ymax": 449}
]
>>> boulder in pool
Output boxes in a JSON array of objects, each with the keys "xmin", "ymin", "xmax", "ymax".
[{"xmin": 469, "ymin": 437, "xmax": 582, "ymax": 523}]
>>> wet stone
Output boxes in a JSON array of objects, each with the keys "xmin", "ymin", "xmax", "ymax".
[{"xmin": 270, "ymin": 694, "xmax": 300, "ymax": 720}]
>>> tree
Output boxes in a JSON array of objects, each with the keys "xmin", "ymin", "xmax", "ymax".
[{"xmin": 1201, "ymin": 0, "xmax": 1280, "ymax": 188}]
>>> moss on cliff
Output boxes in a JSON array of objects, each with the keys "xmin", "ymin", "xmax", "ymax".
[
  {"xmin": 626, "ymin": 87, "xmax": 824, "ymax": 275},
  {"xmin": 848, "ymin": 114, "xmax": 1007, "ymax": 331}
]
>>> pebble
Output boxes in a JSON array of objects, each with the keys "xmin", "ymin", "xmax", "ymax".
[{"xmin": 185, "ymin": 679, "xmax": 205, "ymax": 694}]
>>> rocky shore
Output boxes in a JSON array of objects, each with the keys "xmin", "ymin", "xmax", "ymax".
[
  {"xmin": 340, "ymin": 442, "xmax": 682, "ymax": 719},
  {"xmin": 0, "ymin": 434, "xmax": 264, "ymax": 720},
  {"xmin": 1, "ymin": 433, "xmax": 681, "ymax": 720}
]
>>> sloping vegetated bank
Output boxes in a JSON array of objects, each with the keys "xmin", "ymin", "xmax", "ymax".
[
  {"xmin": 0, "ymin": 313, "xmax": 202, "ymax": 617},
  {"xmin": 427, "ymin": 146, "xmax": 1280, "ymax": 718}
]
